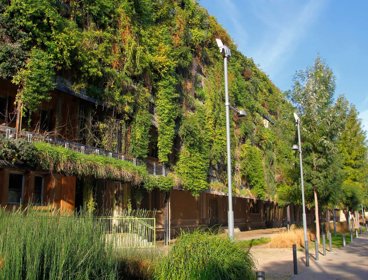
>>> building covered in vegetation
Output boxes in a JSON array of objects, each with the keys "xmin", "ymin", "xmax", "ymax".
[{"xmin": 0, "ymin": 0, "xmax": 308, "ymax": 237}]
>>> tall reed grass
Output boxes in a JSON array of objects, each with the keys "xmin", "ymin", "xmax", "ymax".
[
  {"xmin": 0, "ymin": 209, "xmax": 117, "ymax": 280},
  {"xmin": 154, "ymin": 231, "xmax": 255, "ymax": 280},
  {"xmin": 268, "ymin": 228, "xmax": 315, "ymax": 248}
]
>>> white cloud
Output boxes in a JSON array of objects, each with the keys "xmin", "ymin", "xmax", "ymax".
[
  {"xmin": 222, "ymin": 0, "xmax": 249, "ymax": 47},
  {"xmin": 252, "ymin": 0, "xmax": 328, "ymax": 75}
]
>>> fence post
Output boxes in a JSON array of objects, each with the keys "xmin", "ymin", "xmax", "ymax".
[
  {"xmin": 322, "ymin": 233, "xmax": 326, "ymax": 256},
  {"xmin": 256, "ymin": 271, "xmax": 265, "ymax": 280},
  {"xmin": 293, "ymin": 244, "xmax": 298, "ymax": 275},
  {"xmin": 350, "ymin": 230, "xmax": 353, "ymax": 242}
]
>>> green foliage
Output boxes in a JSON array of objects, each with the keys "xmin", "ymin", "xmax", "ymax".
[
  {"xmin": 0, "ymin": 137, "xmax": 147, "ymax": 185},
  {"xmin": 144, "ymin": 175, "xmax": 174, "ymax": 192},
  {"xmin": 34, "ymin": 142, "xmax": 146, "ymax": 185},
  {"xmin": 239, "ymin": 141, "xmax": 266, "ymax": 199},
  {"xmin": 130, "ymin": 109, "xmax": 151, "ymax": 158},
  {"xmin": 130, "ymin": 91, "xmax": 152, "ymax": 159},
  {"xmin": 336, "ymin": 99, "xmax": 368, "ymax": 209},
  {"xmin": 156, "ymin": 75, "xmax": 179, "ymax": 163},
  {"xmin": 0, "ymin": 209, "xmax": 117, "ymax": 280},
  {"xmin": 289, "ymin": 57, "xmax": 343, "ymax": 208},
  {"xmin": 154, "ymin": 231, "xmax": 255, "ymax": 280},
  {"xmin": 0, "ymin": 0, "xmax": 321, "ymax": 200},
  {"xmin": 176, "ymin": 110, "xmax": 210, "ymax": 195},
  {"xmin": 0, "ymin": 136, "xmax": 37, "ymax": 166},
  {"xmin": 12, "ymin": 48, "xmax": 55, "ymax": 112}
]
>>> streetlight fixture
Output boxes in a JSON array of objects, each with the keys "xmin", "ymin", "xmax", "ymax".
[
  {"xmin": 293, "ymin": 112, "xmax": 310, "ymax": 267},
  {"xmin": 216, "ymin": 38, "xmax": 235, "ymax": 240}
]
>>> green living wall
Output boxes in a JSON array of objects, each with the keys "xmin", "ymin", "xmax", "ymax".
[{"xmin": 0, "ymin": 0, "xmax": 296, "ymax": 199}]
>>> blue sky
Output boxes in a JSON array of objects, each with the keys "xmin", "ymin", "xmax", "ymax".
[{"xmin": 199, "ymin": 0, "xmax": 368, "ymax": 132}]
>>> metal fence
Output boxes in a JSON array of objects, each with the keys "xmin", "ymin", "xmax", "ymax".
[
  {"xmin": 99, "ymin": 217, "xmax": 156, "ymax": 248},
  {"xmin": 0, "ymin": 125, "xmax": 167, "ymax": 176}
]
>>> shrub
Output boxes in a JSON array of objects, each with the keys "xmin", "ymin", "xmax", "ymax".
[{"xmin": 154, "ymin": 231, "xmax": 255, "ymax": 280}]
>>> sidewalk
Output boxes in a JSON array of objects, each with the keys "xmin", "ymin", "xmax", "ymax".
[{"xmin": 292, "ymin": 234, "xmax": 368, "ymax": 280}]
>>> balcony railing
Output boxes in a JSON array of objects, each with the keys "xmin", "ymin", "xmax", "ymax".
[{"xmin": 0, "ymin": 125, "xmax": 167, "ymax": 176}]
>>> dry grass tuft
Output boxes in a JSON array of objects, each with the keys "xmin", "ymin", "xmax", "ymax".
[{"xmin": 268, "ymin": 229, "xmax": 315, "ymax": 248}]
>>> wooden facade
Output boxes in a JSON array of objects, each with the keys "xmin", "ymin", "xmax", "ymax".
[
  {"xmin": 0, "ymin": 78, "xmax": 312, "ymax": 239},
  {"xmin": 0, "ymin": 167, "xmax": 76, "ymax": 212}
]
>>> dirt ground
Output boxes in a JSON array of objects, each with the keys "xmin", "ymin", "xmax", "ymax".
[
  {"xmin": 233, "ymin": 227, "xmax": 305, "ymax": 280},
  {"xmin": 250, "ymin": 245, "xmax": 306, "ymax": 280}
]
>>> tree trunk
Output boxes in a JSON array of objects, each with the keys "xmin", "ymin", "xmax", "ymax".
[
  {"xmin": 15, "ymin": 98, "xmax": 23, "ymax": 138},
  {"xmin": 333, "ymin": 208, "xmax": 337, "ymax": 235},
  {"xmin": 354, "ymin": 210, "xmax": 359, "ymax": 229},
  {"xmin": 362, "ymin": 206, "xmax": 366, "ymax": 225},
  {"xmin": 346, "ymin": 209, "xmax": 351, "ymax": 231},
  {"xmin": 326, "ymin": 209, "xmax": 331, "ymax": 233},
  {"xmin": 314, "ymin": 188, "xmax": 320, "ymax": 243}
]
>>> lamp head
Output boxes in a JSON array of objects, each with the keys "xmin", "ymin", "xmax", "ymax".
[
  {"xmin": 216, "ymin": 38, "xmax": 224, "ymax": 48},
  {"xmin": 215, "ymin": 38, "xmax": 231, "ymax": 57},
  {"xmin": 292, "ymin": 144, "xmax": 299, "ymax": 151},
  {"xmin": 293, "ymin": 112, "xmax": 300, "ymax": 123},
  {"xmin": 237, "ymin": 109, "xmax": 247, "ymax": 117}
]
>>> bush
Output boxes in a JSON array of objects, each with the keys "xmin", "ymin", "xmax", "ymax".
[
  {"xmin": 0, "ymin": 209, "xmax": 117, "ymax": 280},
  {"xmin": 154, "ymin": 231, "xmax": 255, "ymax": 280}
]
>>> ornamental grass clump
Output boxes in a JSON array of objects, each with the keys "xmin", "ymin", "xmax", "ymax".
[
  {"xmin": 0, "ymin": 209, "xmax": 117, "ymax": 280},
  {"xmin": 154, "ymin": 231, "xmax": 255, "ymax": 280}
]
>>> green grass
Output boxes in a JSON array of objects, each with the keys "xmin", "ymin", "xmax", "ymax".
[
  {"xmin": 236, "ymin": 237, "xmax": 271, "ymax": 249},
  {"xmin": 331, "ymin": 233, "xmax": 353, "ymax": 248}
]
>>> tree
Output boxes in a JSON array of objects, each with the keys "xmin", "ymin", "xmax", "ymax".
[
  {"xmin": 289, "ymin": 57, "xmax": 343, "ymax": 243},
  {"xmin": 336, "ymin": 98, "xmax": 368, "ymax": 213}
]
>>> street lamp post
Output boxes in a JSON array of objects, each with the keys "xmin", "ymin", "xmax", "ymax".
[
  {"xmin": 216, "ymin": 38, "xmax": 235, "ymax": 240},
  {"xmin": 293, "ymin": 113, "xmax": 310, "ymax": 267}
]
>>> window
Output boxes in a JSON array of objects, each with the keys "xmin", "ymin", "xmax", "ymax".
[
  {"xmin": 0, "ymin": 96, "xmax": 7, "ymax": 122},
  {"xmin": 34, "ymin": 176, "xmax": 44, "ymax": 205},
  {"xmin": 40, "ymin": 110, "xmax": 52, "ymax": 131},
  {"xmin": 8, "ymin": 174, "xmax": 24, "ymax": 204}
]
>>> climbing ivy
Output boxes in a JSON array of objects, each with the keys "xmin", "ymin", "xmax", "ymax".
[
  {"xmin": 156, "ymin": 75, "xmax": 179, "ymax": 163},
  {"xmin": 12, "ymin": 48, "xmax": 55, "ymax": 113},
  {"xmin": 130, "ymin": 109, "xmax": 151, "ymax": 159},
  {"xmin": 239, "ymin": 140, "xmax": 266, "ymax": 199},
  {"xmin": 176, "ymin": 109, "xmax": 210, "ymax": 195}
]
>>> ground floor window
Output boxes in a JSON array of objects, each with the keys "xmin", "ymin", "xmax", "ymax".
[
  {"xmin": 8, "ymin": 173, "xmax": 24, "ymax": 204},
  {"xmin": 34, "ymin": 176, "xmax": 44, "ymax": 204}
]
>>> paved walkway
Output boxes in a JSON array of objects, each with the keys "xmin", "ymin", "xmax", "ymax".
[{"xmin": 292, "ymin": 234, "xmax": 368, "ymax": 280}]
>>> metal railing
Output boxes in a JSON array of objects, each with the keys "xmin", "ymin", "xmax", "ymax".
[
  {"xmin": 99, "ymin": 216, "xmax": 156, "ymax": 248},
  {"xmin": 0, "ymin": 125, "xmax": 167, "ymax": 176}
]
